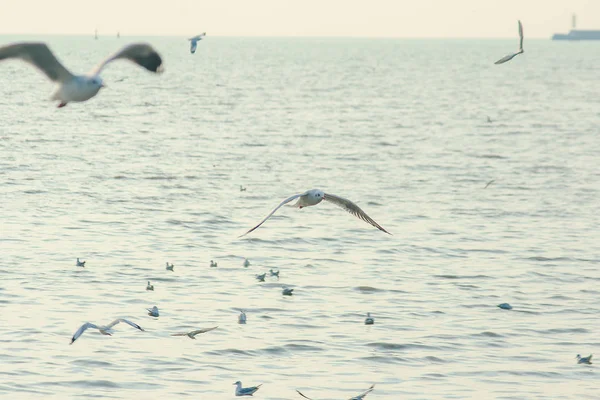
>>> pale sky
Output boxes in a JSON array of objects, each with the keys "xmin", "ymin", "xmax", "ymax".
[{"xmin": 0, "ymin": 0, "xmax": 599, "ymax": 38}]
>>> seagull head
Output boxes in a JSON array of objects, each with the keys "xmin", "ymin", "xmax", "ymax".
[
  {"xmin": 89, "ymin": 76, "xmax": 106, "ymax": 89},
  {"xmin": 308, "ymin": 189, "xmax": 325, "ymax": 203},
  {"xmin": 233, "ymin": 381, "xmax": 241, "ymax": 386}
]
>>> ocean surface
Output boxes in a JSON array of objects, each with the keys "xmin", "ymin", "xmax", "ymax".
[{"xmin": 0, "ymin": 35, "xmax": 599, "ymax": 399}]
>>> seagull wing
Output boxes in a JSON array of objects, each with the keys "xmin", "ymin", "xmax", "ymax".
[
  {"xmin": 240, "ymin": 384, "xmax": 262, "ymax": 395},
  {"xmin": 106, "ymin": 318, "xmax": 144, "ymax": 331},
  {"xmin": 239, "ymin": 192, "xmax": 307, "ymax": 237},
  {"xmin": 170, "ymin": 333, "xmax": 189, "ymax": 336},
  {"xmin": 0, "ymin": 42, "xmax": 74, "ymax": 83},
  {"xmin": 323, "ymin": 193, "xmax": 391, "ymax": 234},
  {"xmin": 189, "ymin": 326, "xmax": 219, "ymax": 336},
  {"xmin": 494, "ymin": 53, "xmax": 517, "ymax": 65},
  {"xmin": 91, "ymin": 43, "xmax": 164, "ymax": 75},
  {"xmin": 190, "ymin": 40, "xmax": 198, "ymax": 54},
  {"xmin": 296, "ymin": 390, "xmax": 316, "ymax": 400},
  {"xmin": 349, "ymin": 384, "xmax": 375, "ymax": 400},
  {"xmin": 518, "ymin": 20, "xmax": 524, "ymax": 51},
  {"xmin": 70, "ymin": 322, "xmax": 99, "ymax": 344}
]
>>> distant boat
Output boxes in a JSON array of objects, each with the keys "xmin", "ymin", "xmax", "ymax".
[
  {"xmin": 117, "ymin": 31, "xmax": 120, "ymax": 38},
  {"xmin": 94, "ymin": 29, "xmax": 98, "ymax": 40},
  {"xmin": 552, "ymin": 14, "xmax": 600, "ymax": 40}
]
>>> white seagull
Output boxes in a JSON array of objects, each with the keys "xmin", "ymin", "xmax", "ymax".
[
  {"xmin": 296, "ymin": 384, "xmax": 375, "ymax": 400},
  {"xmin": 234, "ymin": 381, "xmax": 262, "ymax": 396},
  {"xmin": 238, "ymin": 310, "xmax": 247, "ymax": 324},
  {"xmin": 577, "ymin": 354, "xmax": 593, "ymax": 364},
  {"xmin": 188, "ymin": 33, "xmax": 206, "ymax": 54},
  {"xmin": 146, "ymin": 281, "xmax": 154, "ymax": 291},
  {"xmin": 147, "ymin": 306, "xmax": 159, "ymax": 317},
  {"xmin": 170, "ymin": 326, "xmax": 218, "ymax": 339},
  {"xmin": 364, "ymin": 313, "xmax": 374, "ymax": 325},
  {"xmin": 240, "ymin": 189, "xmax": 391, "ymax": 237},
  {"xmin": 165, "ymin": 262, "xmax": 174, "ymax": 271},
  {"xmin": 494, "ymin": 20, "xmax": 524, "ymax": 65},
  {"xmin": 0, "ymin": 42, "xmax": 164, "ymax": 107},
  {"xmin": 70, "ymin": 318, "xmax": 144, "ymax": 344},
  {"xmin": 76, "ymin": 258, "xmax": 86, "ymax": 267}
]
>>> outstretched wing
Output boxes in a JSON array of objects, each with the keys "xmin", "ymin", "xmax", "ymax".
[
  {"xmin": 240, "ymin": 192, "xmax": 307, "ymax": 237},
  {"xmin": 0, "ymin": 42, "xmax": 74, "ymax": 83},
  {"xmin": 170, "ymin": 333, "xmax": 188, "ymax": 337},
  {"xmin": 296, "ymin": 390, "xmax": 315, "ymax": 400},
  {"xmin": 70, "ymin": 322, "xmax": 98, "ymax": 344},
  {"xmin": 190, "ymin": 40, "xmax": 198, "ymax": 54},
  {"xmin": 518, "ymin": 20, "xmax": 524, "ymax": 51},
  {"xmin": 323, "ymin": 193, "xmax": 391, "ymax": 234},
  {"xmin": 107, "ymin": 318, "xmax": 144, "ymax": 331},
  {"xmin": 494, "ymin": 53, "xmax": 517, "ymax": 65},
  {"xmin": 349, "ymin": 384, "xmax": 375, "ymax": 400},
  {"xmin": 91, "ymin": 43, "xmax": 164, "ymax": 75},
  {"xmin": 189, "ymin": 326, "xmax": 219, "ymax": 336}
]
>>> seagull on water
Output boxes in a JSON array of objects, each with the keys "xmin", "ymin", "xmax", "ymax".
[
  {"xmin": 146, "ymin": 281, "xmax": 154, "ymax": 291},
  {"xmin": 282, "ymin": 287, "xmax": 294, "ymax": 296},
  {"xmin": 165, "ymin": 262, "xmax": 174, "ymax": 271},
  {"xmin": 234, "ymin": 381, "xmax": 262, "ymax": 396},
  {"xmin": 365, "ymin": 312, "xmax": 374, "ymax": 325},
  {"xmin": 188, "ymin": 33, "xmax": 206, "ymax": 54},
  {"xmin": 270, "ymin": 269, "xmax": 280, "ymax": 279},
  {"xmin": 70, "ymin": 318, "xmax": 144, "ymax": 344},
  {"xmin": 210, "ymin": 260, "xmax": 218, "ymax": 268},
  {"xmin": 296, "ymin": 384, "xmax": 375, "ymax": 400},
  {"xmin": 76, "ymin": 258, "xmax": 86, "ymax": 267},
  {"xmin": 243, "ymin": 258, "xmax": 251, "ymax": 268},
  {"xmin": 497, "ymin": 303, "xmax": 512, "ymax": 310},
  {"xmin": 240, "ymin": 185, "xmax": 247, "ymax": 192},
  {"xmin": 240, "ymin": 189, "xmax": 391, "ymax": 237},
  {"xmin": 256, "ymin": 273, "xmax": 266, "ymax": 282},
  {"xmin": 495, "ymin": 20, "xmax": 524, "ymax": 65},
  {"xmin": 0, "ymin": 42, "xmax": 163, "ymax": 107},
  {"xmin": 147, "ymin": 306, "xmax": 159, "ymax": 317},
  {"xmin": 577, "ymin": 354, "xmax": 593, "ymax": 364},
  {"xmin": 171, "ymin": 326, "xmax": 218, "ymax": 339},
  {"xmin": 238, "ymin": 310, "xmax": 247, "ymax": 324}
]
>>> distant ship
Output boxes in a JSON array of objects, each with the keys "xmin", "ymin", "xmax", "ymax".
[
  {"xmin": 95, "ymin": 29, "xmax": 98, "ymax": 40},
  {"xmin": 552, "ymin": 14, "xmax": 600, "ymax": 40}
]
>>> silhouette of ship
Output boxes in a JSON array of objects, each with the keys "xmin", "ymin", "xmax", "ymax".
[{"xmin": 552, "ymin": 14, "xmax": 600, "ymax": 40}]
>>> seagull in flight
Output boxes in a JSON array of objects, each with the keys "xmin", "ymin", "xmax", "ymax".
[
  {"xmin": 70, "ymin": 318, "xmax": 144, "ymax": 344},
  {"xmin": 0, "ymin": 42, "xmax": 164, "ymax": 107},
  {"xmin": 494, "ymin": 20, "xmax": 524, "ymax": 65},
  {"xmin": 170, "ymin": 326, "xmax": 218, "ymax": 339},
  {"xmin": 234, "ymin": 381, "xmax": 262, "ymax": 396},
  {"xmin": 188, "ymin": 33, "xmax": 206, "ymax": 54},
  {"xmin": 296, "ymin": 384, "xmax": 375, "ymax": 400},
  {"xmin": 240, "ymin": 189, "xmax": 391, "ymax": 237}
]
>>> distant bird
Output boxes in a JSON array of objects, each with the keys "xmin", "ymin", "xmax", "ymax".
[
  {"xmin": 146, "ymin": 281, "xmax": 154, "ymax": 291},
  {"xmin": 486, "ymin": 116, "xmax": 493, "ymax": 123},
  {"xmin": 243, "ymin": 258, "xmax": 250, "ymax": 268},
  {"xmin": 497, "ymin": 303, "xmax": 512, "ymax": 310},
  {"xmin": 70, "ymin": 318, "xmax": 144, "ymax": 344},
  {"xmin": 171, "ymin": 326, "xmax": 218, "ymax": 339},
  {"xmin": 188, "ymin": 32, "xmax": 206, "ymax": 54},
  {"xmin": 296, "ymin": 384, "xmax": 375, "ymax": 400},
  {"xmin": 269, "ymin": 269, "xmax": 280, "ymax": 278},
  {"xmin": 240, "ymin": 185, "xmax": 247, "ymax": 192},
  {"xmin": 240, "ymin": 189, "xmax": 391, "ymax": 237},
  {"xmin": 147, "ymin": 306, "xmax": 159, "ymax": 317},
  {"xmin": 234, "ymin": 381, "xmax": 262, "ymax": 396},
  {"xmin": 210, "ymin": 260, "xmax": 218, "ymax": 268},
  {"xmin": 577, "ymin": 354, "xmax": 593, "ymax": 364},
  {"xmin": 495, "ymin": 20, "xmax": 524, "ymax": 65},
  {"xmin": 364, "ymin": 312, "xmax": 374, "ymax": 325},
  {"xmin": 0, "ymin": 42, "xmax": 164, "ymax": 107},
  {"xmin": 238, "ymin": 310, "xmax": 247, "ymax": 324},
  {"xmin": 76, "ymin": 258, "xmax": 86, "ymax": 267},
  {"xmin": 165, "ymin": 262, "xmax": 174, "ymax": 271},
  {"xmin": 255, "ymin": 273, "xmax": 266, "ymax": 282},
  {"xmin": 282, "ymin": 287, "xmax": 294, "ymax": 296},
  {"xmin": 484, "ymin": 180, "xmax": 495, "ymax": 189}
]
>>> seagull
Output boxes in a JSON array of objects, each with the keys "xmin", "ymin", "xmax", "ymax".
[
  {"xmin": 240, "ymin": 185, "xmax": 247, "ymax": 192},
  {"xmin": 210, "ymin": 260, "xmax": 218, "ymax": 268},
  {"xmin": 243, "ymin": 258, "xmax": 250, "ymax": 268},
  {"xmin": 147, "ymin": 306, "xmax": 159, "ymax": 317},
  {"xmin": 577, "ymin": 354, "xmax": 593, "ymax": 364},
  {"xmin": 296, "ymin": 384, "xmax": 375, "ymax": 400},
  {"xmin": 238, "ymin": 310, "xmax": 247, "ymax": 324},
  {"xmin": 484, "ymin": 180, "xmax": 495, "ymax": 189},
  {"xmin": 486, "ymin": 116, "xmax": 493, "ymax": 123},
  {"xmin": 240, "ymin": 189, "xmax": 391, "ymax": 237},
  {"xmin": 70, "ymin": 318, "xmax": 144, "ymax": 344},
  {"xmin": 269, "ymin": 269, "xmax": 280, "ymax": 278},
  {"xmin": 188, "ymin": 33, "xmax": 206, "ymax": 54},
  {"xmin": 497, "ymin": 303, "xmax": 512, "ymax": 310},
  {"xmin": 76, "ymin": 258, "xmax": 86, "ymax": 267},
  {"xmin": 0, "ymin": 42, "xmax": 164, "ymax": 108},
  {"xmin": 282, "ymin": 287, "xmax": 294, "ymax": 296},
  {"xmin": 256, "ymin": 273, "xmax": 266, "ymax": 282},
  {"xmin": 146, "ymin": 281, "xmax": 154, "ymax": 291},
  {"xmin": 494, "ymin": 20, "xmax": 524, "ymax": 65},
  {"xmin": 170, "ymin": 326, "xmax": 218, "ymax": 339},
  {"xmin": 365, "ymin": 312, "xmax": 374, "ymax": 325},
  {"xmin": 165, "ymin": 262, "xmax": 174, "ymax": 271},
  {"xmin": 233, "ymin": 381, "xmax": 262, "ymax": 396}
]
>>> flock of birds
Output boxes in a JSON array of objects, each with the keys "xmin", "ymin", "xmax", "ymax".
[{"xmin": 1, "ymin": 19, "xmax": 593, "ymax": 397}]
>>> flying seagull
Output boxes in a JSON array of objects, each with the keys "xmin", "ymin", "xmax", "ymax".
[
  {"xmin": 484, "ymin": 180, "xmax": 495, "ymax": 189},
  {"xmin": 188, "ymin": 33, "xmax": 206, "ymax": 54},
  {"xmin": 76, "ymin": 258, "xmax": 86, "ymax": 267},
  {"xmin": 296, "ymin": 384, "xmax": 375, "ymax": 400},
  {"xmin": 70, "ymin": 318, "xmax": 144, "ymax": 344},
  {"xmin": 234, "ymin": 381, "xmax": 262, "ymax": 396},
  {"xmin": 494, "ymin": 20, "xmax": 524, "ymax": 65},
  {"xmin": 240, "ymin": 189, "xmax": 391, "ymax": 236},
  {"xmin": 170, "ymin": 326, "xmax": 218, "ymax": 339},
  {"xmin": 0, "ymin": 42, "xmax": 164, "ymax": 107}
]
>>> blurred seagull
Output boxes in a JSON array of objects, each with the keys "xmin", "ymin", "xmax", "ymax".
[
  {"xmin": 484, "ymin": 180, "xmax": 495, "ymax": 189},
  {"xmin": 165, "ymin": 262, "xmax": 174, "ymax": 271},
  {"xmin": 146, "ymin": 281, "xmax": 154, "ymax": 291},
  {"xmin": 495, "ymin": 20, "xmax": 524, "ymax": 65},
  {"xmin": 238, "ymin": 310, "xmax": 247, "ymax": 324},
  {"xmin": 269, "ymin": 269, "xmax": 280, "ymax": 278},
  {"xmin": 255, "ymin": 273, "xmax": 266, "ymax": 282},
  {"xmin": 70, "ymin": 318, "xmax": 144, "ymax": 344},
  {"xmin": 364, "ymin": 312, "xmax": 374, "ymax": 325},
  {"xmin": 147, "ymin": 306, "xmax": 159, "ymax": 317},
  {"xmin": 577, "ymin": 354, "xmax": 593, "ymax": 364},
  {"xmin": 171, "ymin": 326, "xmax": 218, "ymax": 339},
  {"xmin": 243, "ymin": 258, "xmax": 250, "ymax": 268},
  {"xmin": 282, "ymin": 287, "xmax": 294, "ymax": 296},
  {"xmin": 188, "ymin": 33, "xmax": 206, "ymax": 54},
  {"xmin": 0, "ymin": 42, "xmax": 164, "ymax": 107},
  {"xmin": 240, "ymin": 185, "xmax": 247, "ymax": 192},
  {"xmin": 240, "ymin": 189, "xmax": 391, "ymax": 237},
  {"xmin": 497, "ymin": 303, "xmax": 512, "ymax": 310},
  {"xmin": 234, "ymin": 381, "xmax": 262, "ymax": 396},
  {"xmin": 76, "ymin": 258, "xmax": 86, "ymax": 267},
  {"xmin": 296, "ymin": 384, "xmax": 375, "ymax": 400}
]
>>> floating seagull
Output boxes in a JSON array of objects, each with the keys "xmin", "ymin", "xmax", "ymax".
[
  {"xmin": 240, "ymin": 185, "xmax": 247, "ymax": 192},
  {"xmin": 484, "ymin": 180, "xmax": 495, "ymax": 189},
  {"xmin": 269, "ymin": 269, "xmax": 280, "ymax": 278},
  {"xmin": 495, "ymin": 20, "xmax": 524, "ymax": 65},
  {"xmin": 171, "ymin": 326, "xmax": 218, "ymax": 339},
  {"xmin": 76, "ymin": 258, "xmax": 86, "ymax": 267},
  {"xmin": 147, "ymin": 306, "xmax": 159, "ymax": 317},
  {"xmin": 256, "ymin": 273, "xmax": 266, "ymax": 282},
  {"xmin": 70, "ymin": 318, "xmax": 144, "ymax": 344},
  {"xmin": 165, "ymin": 262, "xmax": 174, "ymax": 271},
  {"xmin": 238, "ymin": 310, "xmax": 247, "ymax": 324},
  {"xmin": 365, "ymin": 312, "xmax": 374, "ymax": 325},
  {"xmin": 497, "ymin": 303, "xmax": 512, "ymax": 310},
  {"xmin": 486, "ymin": 116, "xmax": 493, "ymax": 123},
  {"xmin": 282, "ymin": 287, "xmax": 294, "ymax": 296},
  {"xmin": 0, "ymin": 42, "xmax": 163, "ymax": 107},
  {"xmin": 146, "ymin": 281, "xmax": 154, "ymax": 291},
  {"xmin": 296, "ymin": 384, "xmax": 375, "ymax": 400},
  {"xmin": 210, "ymin": 260, "xmax": 218, "ymax": 268},
  {"xmin": 188, "ymin": 33, "xmax": 206, "ymax": 54},
  {"xmin": 240, "ymin": 189, "xmax": 391, "ymax": 237},
  {"xmin": 234, "ymin": 381, "xmax": 262, "ymax": 397},
  {"xmin": 243, "ymin": 258, "xmax": 250, "ymax": 268},
  {"xmin": 577, "ymin": 354, "xmax": 593, "ymax": 364}
]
